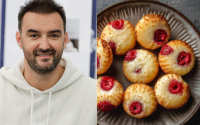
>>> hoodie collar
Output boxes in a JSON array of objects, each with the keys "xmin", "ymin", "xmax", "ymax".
[{"xmin": 0, "ymin": 56, "xmax": 83, "ymax": 94}]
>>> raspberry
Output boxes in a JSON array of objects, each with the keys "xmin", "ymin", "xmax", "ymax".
[
  {"xmin": 177, "ymin": 51, "xmax": 191, "ymax": 66},
  {"xmin": 129, "ymin": 101, "xmax": 143, "ymax": 115},
  {"xmin": 124, "ymin": 50, "xmax": 137, "ymax": 61},
  {"xmin": 160, "ymin": 44, "xmax": 173, "ymax": 55},
  {"xmin": 97, "ymin": 57, "xmax": 100, "ymax": 68},
  {"xmin": 169, "ymin": 79, "xmax": 183, "ymax": 94},
  {"xmin": 98, "ymin": 101, "xmax": 116, "ymax": 112},
  {"xmin": 111, "ymin": 19, "xmax": 124, "ymax": 29},
  {"xmin": 135, "ymin": 68, "xmax": 141, "ymax": 73},
  {"xmin": 100, "ymin": 76, "xmax": 115, "ymax": 91},
  {"xmin": 154, "ymin": 29, "xmax": 167, "ymax": 44},
  {"xmin": 108, "ymin": 41, "xmax": 116, "ymax": 54}
]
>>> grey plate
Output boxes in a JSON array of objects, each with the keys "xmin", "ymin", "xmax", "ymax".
[{"xmin": 97, "ymin": 1, "xmax": 200, "ymax": 125}]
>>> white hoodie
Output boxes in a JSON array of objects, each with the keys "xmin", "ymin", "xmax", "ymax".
[{"xmin": 0, "ymin": 57, "xmax": 97, "ymax": 125}]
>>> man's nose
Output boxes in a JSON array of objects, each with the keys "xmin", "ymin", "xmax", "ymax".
[{"xmin": 39, "ymin": 36, "xmax": 50, "ymax": 50}]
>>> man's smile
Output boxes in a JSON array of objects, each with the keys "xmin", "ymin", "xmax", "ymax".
[{"xmin": 36, "ymin": 53, "xmax": 53, "ymax": 59}]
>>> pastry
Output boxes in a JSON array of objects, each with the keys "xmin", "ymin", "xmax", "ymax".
[
  {"xmin": 135, "ymin": 14, "xmax": 170, "ymax": 50},
  {"xmin": 97, "ymin": 38, "xmax": 113, "ymax": 74},
  {"xmin": 123, "ymin": 49, "xmax": 159, "ymax": 84},
  {"xmin": 97, "ymin": 76, "xmax": 124, "ymax": 112},
  {"xmin": 100, "ymin": 19, "xmax": 136, "ymax": 55},
  {"xmin": 123, "ymin": 83, "xmax": 157, "ymax": 119},
  {"xmin": 154, "ymin": 74, "xmax": 190, "ymax": 109},
  {"xmin": 159, "ymin": 40, "xmax": 195, "ymax": 76}
]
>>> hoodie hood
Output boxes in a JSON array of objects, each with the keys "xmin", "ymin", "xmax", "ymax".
[
  {"xmin": 0, "ymin": 56, "xmax": 83, "ymax": 94},
  {"xmin": 0, "ymin": 56, "xmax": 96, "ymax": 125}
]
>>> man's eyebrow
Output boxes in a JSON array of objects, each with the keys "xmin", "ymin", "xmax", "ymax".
[
  {"xmin": 49, "ymin": 30, "xmax": 62, "ymax": 34},
  {"xmin": 27, "ymin": 29, "xmax": 39, "ymax": 33},
  {"xmin": 26, "ymin": 29, "xmax": 62, "ymax": 35}
]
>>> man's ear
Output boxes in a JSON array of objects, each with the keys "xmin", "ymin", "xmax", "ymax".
[
  {"xmin": 63, "ymin": 31, "xmax": 68, "ymax": 50},
  {"xmin": 16, "ymin": 31, "xmax": 23, "ymax": 49}
]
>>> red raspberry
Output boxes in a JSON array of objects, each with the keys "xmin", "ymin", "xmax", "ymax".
[
  {"xmin": 169, "ymin": 79, "xmax": 183, "ymax": 94},
  {"xmin": 108, "ymin": 41, "xmax": 116, "ymax": 54},
  {"xmin": 100, "ymin": 76, "xmax": 115, "ymax": 91},
  {"xmin": 160, "ymin": 44, "xmax": 173, "ymax": 55},
  {"xmin": 129, "ymin": 101, "xmax": 143, "ymax": 115},
  {"xmin": 124, "ymin": 50, "xmax": 137, "ymax": 61},
  {"xmin": 177, "ymin": 51, "xmax": 191, "ymax": 66},
  {"xmin": 135, "ymin": 68, "xmax": 141, "ymax": 73},
  {"xmin": 98, "ymin": 101, "xmax": 116, "ymax": 112},
  {"xmin": 154, "ymin": 29, "xmax": 167, "ymax": 44},
  {"xmin": 111, "ymin": 19, "xmax": 124, "ymax": 29}
]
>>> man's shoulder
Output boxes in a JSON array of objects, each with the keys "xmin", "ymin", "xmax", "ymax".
[
  {"xmin": 79, "ymin": 76, "xmax": 96, "ymax": 83},
  {"xmin": 0, "ymin": 67, "xmax": 15, "ymax": 86},
  {"xmin": 0, "ymin": 74, "xmax": 3, "ymax": 80},
  {"xmin": 0, "ymin": 69, "xmax": 5, "ymax": 80},
  {"xmin": 0, "ymin": 67, "xmax": 10, "ymax": 81},
  {"xmin": 74, "ymin": 76, "xmax": 96, "ymax": 91},
  {"xmin": 0, "ymin": 72, "xmax": 8, "ymax": 88}
]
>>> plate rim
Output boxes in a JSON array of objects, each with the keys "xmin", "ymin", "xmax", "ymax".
[
  {"xmin": 97, "ymin": 0, "xmax": 200, "ymax": 125},
  {"xmin": 97, "ymin": 0, "xmax": 200, "ymax": 39}
]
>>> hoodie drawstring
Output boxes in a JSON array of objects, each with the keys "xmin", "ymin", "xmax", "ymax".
[
  {"xmin": 30, "ymin": 90, "xmax": 52, "ymax": 125},
  {"xmin": 30, "ymin": 90, "xmax": 34, "ymax": 125},
  {"xmin": 46, "ymin": 92, "xmax": 52, "ymax": 125}
]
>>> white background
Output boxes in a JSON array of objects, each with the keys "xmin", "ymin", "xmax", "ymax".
[{"xmin": 4, "ymin": 0, "xmax": 93, "ymax": 76}]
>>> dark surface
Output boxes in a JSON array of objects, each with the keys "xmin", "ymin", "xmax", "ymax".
[
  {"xmin": 97, "ymin": 0, "xmax": 200, "ymax": 34},
  {"xmin": 97, "ymin": 0, "xmax": 200, "ymax": 125}
]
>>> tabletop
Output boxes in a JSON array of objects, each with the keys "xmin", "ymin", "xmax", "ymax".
[{"xmin": 97, "ymin": 0, "xmax": 200, "ymax": 125}]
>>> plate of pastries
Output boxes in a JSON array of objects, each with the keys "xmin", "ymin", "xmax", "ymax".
[{"xmin": 97, "ymin": 1, "xmax": 200, "ymax": 125}]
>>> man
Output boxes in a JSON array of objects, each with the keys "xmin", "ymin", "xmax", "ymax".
[{"xmin": 0, "ymin": 0, "xmax": 96, "ymax": 125}]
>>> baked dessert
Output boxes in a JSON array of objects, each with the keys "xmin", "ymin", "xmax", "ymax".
[
  {"xmin": 97, "ymin": 38, "xmax": 113, "ymax": 74},
  {"xmin": 100, "ymin": 19, "xmax": 136, "ymax": 55},
  {"xmin": 135, "ymin": 14, "xmax": 170, "ymax": 50},
  {"xmin": 159, "ymin": 40, "xmax": 195, "ymax": 76},
  {"xmin": 123, "ymin": 83, "xmax": 157, "ymax": 119},
  {"xmin": 154, "ymin": 74, "xmax": 190, "ymax": 109},
  {"xmin": 123, "ymin": 49, "xmax": 159, "ymax": 84},
  {"xmin": 97, "ymin": 76, "xmax": 124, "ymax": 112}
]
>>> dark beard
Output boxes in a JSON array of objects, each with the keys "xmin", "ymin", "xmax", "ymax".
[{"xmin": 23, "ymin": 48, "xmax": 63, "ymax": 75}]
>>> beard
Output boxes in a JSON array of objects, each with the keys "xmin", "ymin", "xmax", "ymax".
[{"xmin": 23, "ymin": 46, "xmax": 63, "ymax": 75}]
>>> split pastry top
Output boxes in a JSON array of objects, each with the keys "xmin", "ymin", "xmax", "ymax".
[
  {"xmin": 123, "ymin": 83, "xmax": 157, "ymax": 119},
  {"xmin": 97, "ymin": 76, "xmax": 124, "ymax": 112},
  {"xmin": 159, "ymin": 40, "xmax": 195, "ymax": 76},
  {"xmin": 135, "ymin": 14, "xmax": 170, "ymax": 50},
  {"xmin": 100, "ymin": 19, "xmax": 136, "ymax": 55},
  {"xmin": 154, "ymin": 74, "xmax": 190, "ymax": 109},
  {"xmin": 97, "ymin": 38, "xmax": 113, "ymax": 74},
  {"xmin": 123, "ymin": 49, "xmax": 159, "ymax": 84}
]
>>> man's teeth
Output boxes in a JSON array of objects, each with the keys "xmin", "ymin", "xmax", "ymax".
[{"xmin": 38, "ymin": 54, "xmax": 51, "ymax": 56}]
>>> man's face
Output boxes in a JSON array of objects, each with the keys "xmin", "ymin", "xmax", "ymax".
[{"xmin": 16, "ymin": 12, "xmax": 67, "ymax": 74}]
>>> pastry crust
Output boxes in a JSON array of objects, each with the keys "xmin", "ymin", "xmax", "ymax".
[
  {"xmin": 123, "ymin": 83, "xmax": 157, "ymax": 119},
  {"xmin": 135, "ymin": 14, "xmax": 170, "ymax": 50},
  {"xmin": 123, "ymin": 49, "xmax": 159, "ymax": 84},
  {"xmin": 159, "ymin": 40, "xmax": 195, "ymax": 76},
  {"xmin": 97, "ymin": 38, "xmax": 113, "ymax": 74},
  {"xmin": 100, "ymin": 19, "xmax": 136, "ymax": 55},
  {"xmin": 97, "ymin": 76, "xmax": 124, "ymax": 110},
  {"xmin": 154, "ymin": 74, "xmax": 191, "ymax": 109}
]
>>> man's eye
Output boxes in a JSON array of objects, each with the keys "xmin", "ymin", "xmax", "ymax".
[
  {"xmin": 51, "ymin": 34, "xmax": 59, "ymax": 37},
  {"xmin": 30, "ymin": 34, "xmax": 38, "ymax": 38}
]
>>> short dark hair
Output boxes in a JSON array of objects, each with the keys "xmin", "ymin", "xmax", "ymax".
[{"xmin": 18, "ymin": 0, "xmax": 66, "ymax": 32}]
